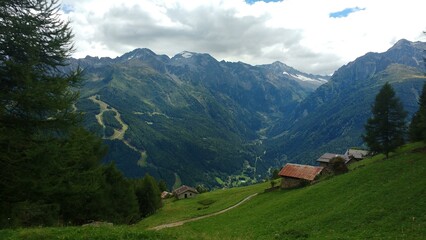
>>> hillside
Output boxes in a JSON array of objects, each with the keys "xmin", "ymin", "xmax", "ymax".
[
  {"xmin": 71, "ymin": 49, "xmax": 327, "ymax": 188},
  {"xmin": 1, "ymin": 142, "xmax": 425, "ymax": 239},
  {"xmin": 156, "ymin": 142, "xmax": 426, "ymax": 239},
  {"xmin": 266, "ymin": 39, "xmax": 426, "ymax": 164},
  {"xmin": 70, "ymin": 40, "xmax": 424, "ymax": 188}
]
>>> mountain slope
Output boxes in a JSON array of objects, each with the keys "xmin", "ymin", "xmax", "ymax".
[
  {"xmin": 73, "ymin": 39, "xmax": 424, "ymax": 186},
  {"xmin": 72, "ymin": 50, "xmax": 323, "ymax": 188},
  {"xmin": 3, "ymin": 143, "xmax": 423, "ymax": 239},
  {"xmin": 157, "ymin": 143, "xmax": 426, "ymax": 239},
  {"xmin": 266, "ymin": 39, "xmax": 426, "ymax": 164}
]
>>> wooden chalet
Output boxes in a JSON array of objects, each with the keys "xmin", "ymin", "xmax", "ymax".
[{"xmin": 278, "ymin": 163, "xmax": 324, "ymax": 189}]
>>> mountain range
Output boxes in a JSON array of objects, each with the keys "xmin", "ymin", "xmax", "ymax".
[
  {"xmin": 265, "ymin": 39, "xmax": 426, "ymax": 164},
  {"xmin": 71, "ymin": 39, "xmax": 425, "ymax": 188}
]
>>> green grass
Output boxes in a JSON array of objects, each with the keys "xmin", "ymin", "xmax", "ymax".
[
  {"xmin": 1, "ymin": 142, "xmax": 425, "ymax": 239},
  {"xmin": 137, "ymin": 182, "xmax": 268, "ymax": 229},
  {"xmin": 158, "ymin": 142, "xmax": 426, "ymax": 239},
  {"xmin": 0, "ymin": 225, "xmax": 172, "ymax": 240}
]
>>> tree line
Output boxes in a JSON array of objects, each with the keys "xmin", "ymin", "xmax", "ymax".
[
  {"xmin": 363, "ymin": 81, "xmax": 426, "ymax": 157},
  {"xmin": 0, "ymin": 0, "xmax": 163, "ymax": 227}
]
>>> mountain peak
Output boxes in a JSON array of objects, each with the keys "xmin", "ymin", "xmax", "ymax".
[
  {"xmin": 172, "ymin": 51, "xmax": 213, "ymax": 60},
  {"xmin": 391, "ymin": 39, "xmax": 412, "ymax": 49},
  {"xmin": 178, "ymin": 51, "xmax": 196, "ymax": 59},
  {"xmin": 170, "ymin": 51, "xmax": 218, "ymax": 67},
  {"xmin": 120, "ymin": 48, "xmax": 157, "ymax": 60},
  {"xmin": 390, "ymin": 39, "xmax": 425, "ymax": 51}
]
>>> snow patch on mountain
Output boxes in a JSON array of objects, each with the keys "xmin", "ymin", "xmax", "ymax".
[
  {"xmin": 180, "ymin": 51, "xmax": 194, "ymax": 58},
  {"xmin": 294, "ymin": 74, "xmax": 320, "ymax": 82},
  {"xmin": 283, "ymin": 71, "xmax": 327, "ymax": 84}
]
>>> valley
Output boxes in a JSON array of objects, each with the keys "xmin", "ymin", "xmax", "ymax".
[
  {"xmin": 72, "ymin": 39, "xmax": 426, "ymax": 189},
  {"xmin": 3, "ymin": 0, "xmax": 425, "ymax": 235}
]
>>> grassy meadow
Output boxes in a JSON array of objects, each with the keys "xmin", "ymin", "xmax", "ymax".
[
  {"xmin": 1, "ymin": 142, "xmax": 425, "ymax": 239},
  {"xmin": 159, "ymin": 142, "xmax": 426, "ymax": 239},
  {"xmin": 137, "ymin": 182, "xmax": 268, "ymax": 229}
]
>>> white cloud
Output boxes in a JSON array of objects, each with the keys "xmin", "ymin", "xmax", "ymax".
[{"xmin": 60, "ymin": 0, "xmax": 426, "ymax": 75}]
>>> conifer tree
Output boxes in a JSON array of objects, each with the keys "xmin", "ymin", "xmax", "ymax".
[
  {"xmin": 363, "ymin": 82, "xmax": 407, "ymax": 158},
  {"xmin": 100, "ymin": 164, "xmax": 139, "ymax": 224},
  {"xmin": 134, "ymin": 174, "xmax": 162, "ymax": 217},
  {"xmin": 409, "ymin": 82, "xmax": 426, "ymax": 142},
  {"xmin": 0, "ymin": 0, "xmax": 80, "ymax": 225},
  {"xmin": 0, "ymin": 0, "xmax": 121, "ymax": 227}
]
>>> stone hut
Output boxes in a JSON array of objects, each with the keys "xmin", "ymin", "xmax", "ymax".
[
  {"xmin": 345, "ymin": 149, "xmax": 369, "ymax": 161},
  {"xmin": 316, "ymin": 153, "xmax": 352, "ymax": 168},
  {"xmin": 278, "ymin": 163, "xmax": 324, "ymax": 189},
  {"xmin": 173, "ymin": 185, "xmax": 199, "ymax": 199}
]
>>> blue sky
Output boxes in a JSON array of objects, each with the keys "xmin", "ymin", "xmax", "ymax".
[
  {"xmin": 329, "ymin": 7, "xmax": 366, "ymax": 18},
  {"xmin": 61, "ymin": 4, "xmax": 74, "ymax": 14}
]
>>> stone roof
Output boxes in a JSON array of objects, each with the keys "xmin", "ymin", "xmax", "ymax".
[
  {"xmin": 345, "ymin": 149, "xmax": 369, "ymax": 159},
  {"xmin": 278, "ymin": 163, "xmax": 324, "ymax": 181},
  {"xmin": 161, "ymin": 191, "xmax": 171, "ymax": 199},
  {"xmin": 173, "ymin": 185, "xmax": 198, "ymax": 195},
  {"xmin": 317, "ymin": 153, "xmax": 350, "ymax": 164}
]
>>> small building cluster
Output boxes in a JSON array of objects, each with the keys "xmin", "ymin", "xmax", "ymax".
[
  {"xmin": 279, "ymin": 148, "xmax": 369, "ymax": 189},
  {"xmin": 316, "ymin": 148, "xmax": 369, "ymax": 171}
]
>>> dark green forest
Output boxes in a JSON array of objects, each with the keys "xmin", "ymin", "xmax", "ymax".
[{"xmin": 0, "ymin": 0, "xmax": 162, "ymax": 227}]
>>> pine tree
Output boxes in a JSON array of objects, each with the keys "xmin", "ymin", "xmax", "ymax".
[
  {"xmin": 158, "ymin": 179, "xmax": 168, "ymax": 192},
  {"xmin": 363, "ymin": 82, "xmax": 407, "ymax": 158},
  {"xmin": 134, "ymin": 174, "xmax": 162, "ymax": 217},
  {"xmin": 0, "ymin": 0, "xmax": 120, "ymax": 227},
  {"xmin": 101, "ymin": 164, "xmax": 139, "ymax": 224},
  {"xmin": 409, "ymin": 82, "xmax": 426, "ymax": 142}
]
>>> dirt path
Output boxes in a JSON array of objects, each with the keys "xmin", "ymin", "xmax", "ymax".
[
  {"xmin": 89, "ymin": 95, "xmax": 147, "ymax": 166},
  {"xmin": 89, "ymin": 95, "xmax": 129, "ymax": 140},
  {"xmin": 150, "ymin": 193, "xmax": 258, "ymax": 231}
]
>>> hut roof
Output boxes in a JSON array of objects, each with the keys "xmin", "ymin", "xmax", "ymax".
[
  {"xmin": 317, "ymin": 153, "xmax": 349, "ymax": 164},
  {"xmin": 161, "ymin": 191, "xmax": 171, "ymax": 199},
  {"xmin": 173, "ymin": 185, "xmax": 198, "ymax": 195},
  {"xmin": 345, "ymin": 149, "xmax": 369, "ymax": 159},
  {"xmin": 279, "ymin": 163, "xmax": 323, "ymax": 181}
]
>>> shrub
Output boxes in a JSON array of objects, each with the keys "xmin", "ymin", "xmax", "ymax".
[
  {"xmin": 9, "ymin": 201, "xmax": 59, "ymax": 227},
  {"xmin": 329, "ymin": 157, "xmax": 349, "ymax": 175}
]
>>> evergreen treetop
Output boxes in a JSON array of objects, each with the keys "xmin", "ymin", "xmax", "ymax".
[
  {"xmin": 0, "ymin": 0, "xmax": 144, "ymax": 227},
  {"xmin": 409, "ymin": 82, "xmax": 426, "ymax": 142},
  {"xmin": 363, "ymin": 82, "xmax": 407, "ymax": 158}
]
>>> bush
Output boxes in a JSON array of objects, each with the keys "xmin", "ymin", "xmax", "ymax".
[
  {"xmin": 197, "ymin": 199, "xmax": 216, "ymax": 206},
  {"xmin": 196, "ymin": 184, "xmax": 209, "ymax": 193},
  {"xmin": 9, "ymin": 201, "xmax": 59, "ymax": 227},
  {"xmin": 329, "ymin": 157, "xmax": 349, "ymax": 175}
]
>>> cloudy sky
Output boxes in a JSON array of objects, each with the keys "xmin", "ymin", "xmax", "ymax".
[{"xmin": 60, "ymin": 0, "xmax": 426, "ymax": 75}]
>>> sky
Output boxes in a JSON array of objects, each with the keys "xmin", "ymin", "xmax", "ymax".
[{"xmin": 60, "ymin": 0, "xmax": 426, "ymax": 75}]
